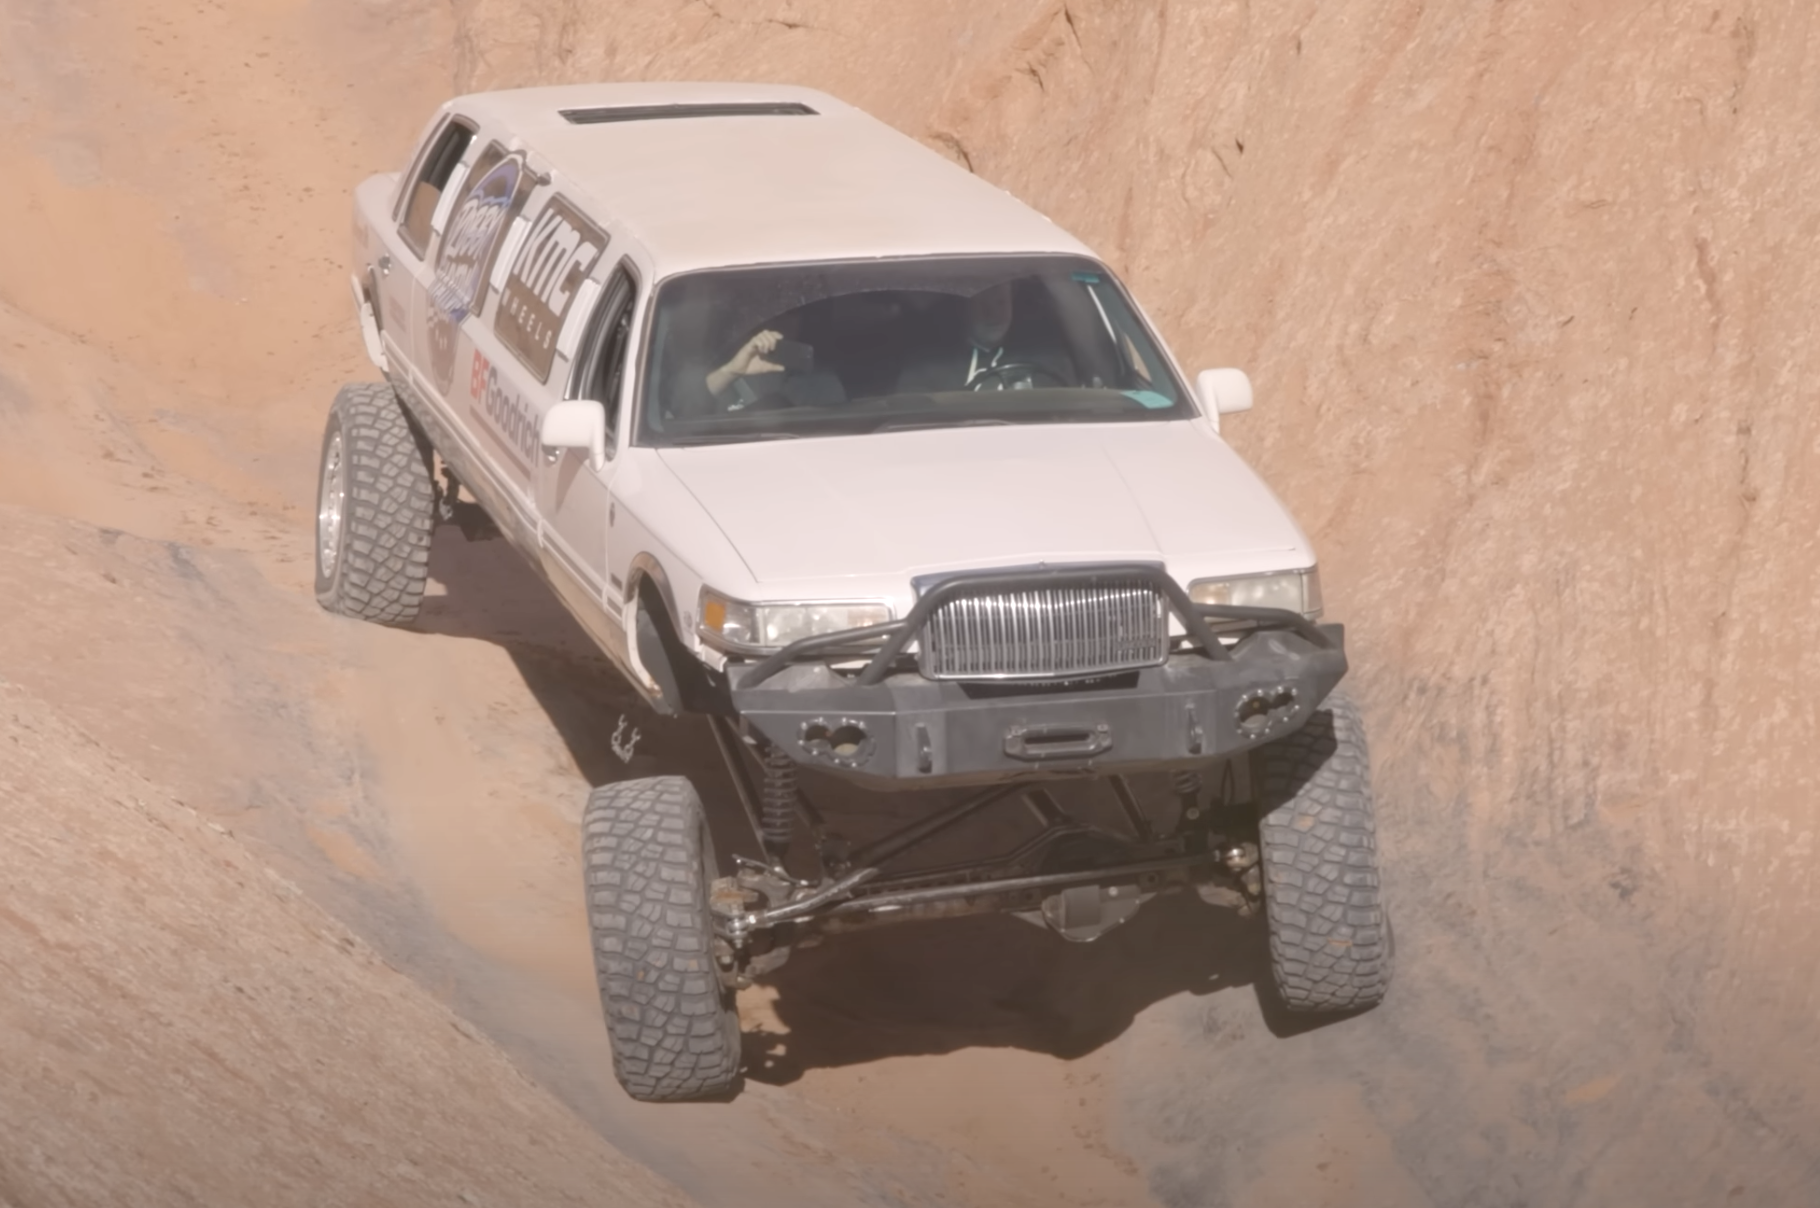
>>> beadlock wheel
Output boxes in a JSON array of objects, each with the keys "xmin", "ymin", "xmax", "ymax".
[
  {"xmin": 312, "ymin": 382, "xmax": 435, "ymax": 625},
  {"xmin": 316, "ymin": 429, "xmax": 346, "ymax": 581}
]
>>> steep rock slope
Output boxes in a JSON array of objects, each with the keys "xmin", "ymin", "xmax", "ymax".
[{"xmin": 0, "ymin": 663, "xmax": 689, "ymax": 1208}]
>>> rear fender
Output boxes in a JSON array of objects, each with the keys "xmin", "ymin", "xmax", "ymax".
[{"xmin": 349, "ymin": 274, "xmax": 387, "ymax": 371}]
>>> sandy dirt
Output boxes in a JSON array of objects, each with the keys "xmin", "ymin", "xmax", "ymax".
[
  {"xmin": 0, "ymin": 639, "xmax": 691, "ymax": 1207},
  {"xmin": 2, "ymin": 0, "xmax": 1818, "ymax": 1205}
]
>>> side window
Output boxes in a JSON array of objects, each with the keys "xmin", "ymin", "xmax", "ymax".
[
  {"xmin": 494, "ymin": 194, "xmax": 610, "ymax": 382},
  {"xmin": 567, "ymin": 266, "xmax": 639, "ymax": 447},
  {"xmin": 399, "ymin": 119, "xmax": 475, "ymax": 258}
]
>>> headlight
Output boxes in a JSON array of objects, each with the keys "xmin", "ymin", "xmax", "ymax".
[
  {"xmin": 1188, "ymin": 568, "xmax": 1323, "ymax": 619},
  {"xmin": 698, "ymin": 588, "xmax": 893, "ymax": 653}
]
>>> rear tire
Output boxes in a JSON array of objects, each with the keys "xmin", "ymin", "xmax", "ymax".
[
  {"xmin": 1253, "ymin": 688, "xmax": 1393, "ymax": 1012},
  {"xmin": 314, "ymin": 382, "xmax": 435, "ymax": 624},
  {"xmin": 582, "ymin": 776, "xmax": 742, "ymax": 1102}
]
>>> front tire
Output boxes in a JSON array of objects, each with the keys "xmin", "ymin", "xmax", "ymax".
[
  {"xmin": 314, "ymin": 382, "xmax": 435, "ymax": 624},
  {"xmin": 582, "ymin": 776, "xmax": 742, "ymax": 1102},
  {"xmin": 1253, "ymin": 688, "xmax": 1393, "ymax": 1012}
]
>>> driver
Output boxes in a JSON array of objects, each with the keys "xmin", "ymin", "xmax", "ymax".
[{"xmin": 892, "ymin": 281, "xmax": 1069, "ymax": 394}]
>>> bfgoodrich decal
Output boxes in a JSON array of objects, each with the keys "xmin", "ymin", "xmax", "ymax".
[
  {"xmin": 495, "ymin": 195, "xmax": 607, "ymax": 382},
  {"xmin": 427, "ymin": 146, "xmax": 527, "ymax": 393},
  {"xmin": 468, "ymin": 349, "xmax": 539, "ymax": 472}
]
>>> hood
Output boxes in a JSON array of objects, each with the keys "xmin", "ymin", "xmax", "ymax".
[{"xmin": 656, "ymin": 421, "xmax": 1311, "ymax": 588}]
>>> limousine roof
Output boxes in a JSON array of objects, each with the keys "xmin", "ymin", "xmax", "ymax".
[{"xmin": 444, "ymin": 82, "xmax": 1095, "ymax": 276}]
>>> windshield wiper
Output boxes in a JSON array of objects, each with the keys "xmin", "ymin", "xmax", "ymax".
[
  {"xmin": 876, "ymin": 417, "xmax": 1015, "ymax": 433},
  {"xmin": 665, "ymin": 430, "xmax": 804, "ymax": 447}
]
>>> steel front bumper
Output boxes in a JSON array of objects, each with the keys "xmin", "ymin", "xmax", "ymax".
[{"xmin": 729, "ymin": 625, "xmax": 1348, "ymax": 787}]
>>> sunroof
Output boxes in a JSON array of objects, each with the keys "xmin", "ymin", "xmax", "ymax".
[{"xmin": 560, "ymin": 102, "xmax": 818, "ymax": 125}]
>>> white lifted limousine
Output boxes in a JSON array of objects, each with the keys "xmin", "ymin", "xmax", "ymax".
[{"xmin": 321, "ymin": 82, "xmax": 1391, "ymax": 1101}]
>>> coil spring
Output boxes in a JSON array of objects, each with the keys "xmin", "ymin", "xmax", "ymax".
[
  {"xmin": 1172, "ymin": 769, "xmax": 1204, "ymax": 809},
  {"xmin": 760, "ymin": 746, "xmax": 797, "ymax": 854}
]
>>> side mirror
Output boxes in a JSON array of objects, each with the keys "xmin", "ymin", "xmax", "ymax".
[
  {"xmin": 541, "ymin": 399, "xmax": 608, "ymax": 471},
  {"xmin": 1195, "ymin": 368, "xmax": 1254, "ymax": 432}
]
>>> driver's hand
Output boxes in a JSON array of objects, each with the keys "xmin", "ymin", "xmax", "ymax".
[
  {"xmin": 725, "ymin": 330, "xmax": 784, "ymax": 377},
  {"xmin": 706, "ymin": 330, "xmax": 789, "ymax": 397}
]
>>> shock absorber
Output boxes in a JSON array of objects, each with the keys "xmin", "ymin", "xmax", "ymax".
[
  {"xmin": 760, "ymin": 745, "xmax": 797, "ymax": 857},
  {"xmin": 1172, "ymin": 769, "xmax": 1204, "ymax": 821}
]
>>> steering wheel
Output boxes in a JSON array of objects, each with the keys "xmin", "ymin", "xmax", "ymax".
[
  {"xmin": 726, "ymin": 374, "xmax": 795, "ymax": 413},
  {"xmin": 967, "ymin": 362, "xmax": 1072, "ymax": 392}
]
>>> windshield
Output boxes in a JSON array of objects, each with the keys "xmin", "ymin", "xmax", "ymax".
[{"xmin": 637, "ymin": 255, "xmax": 1195, "ymax": 446}]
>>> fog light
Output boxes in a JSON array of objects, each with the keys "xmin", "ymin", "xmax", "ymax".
[
  {"xmin": 800, "ymin": 717, "xmax": 874, "ymax": 766},
  {"xmin": 1235, "ymin": 686, "xmax": 1300, "ymax": 738}
]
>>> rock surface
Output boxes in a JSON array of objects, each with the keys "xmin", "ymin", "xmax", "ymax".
[{"xmin": 0, "ymin": 667, "xmax": 688, "ymax": 1208}]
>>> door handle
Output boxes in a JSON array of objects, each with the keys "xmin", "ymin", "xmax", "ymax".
[{"xmin": 376, "ymin": 254, "xmax": 392, "ymax": 277}]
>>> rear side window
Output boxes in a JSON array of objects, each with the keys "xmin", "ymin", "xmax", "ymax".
[
  {"xmin": 399, "ymin": 119, "xmax": 475, "ymax": 257},
  {"xmin": 568, "ymin": 265, "xmax": 639, "ymax": 448}
]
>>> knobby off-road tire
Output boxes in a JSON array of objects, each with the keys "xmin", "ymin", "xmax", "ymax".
[
  {"xmin": 582, "ymin": 776, "xmax": 741, "ymax": 1102},
  {"xmin": 1253, "ymin": 688, "xmax": 1393, "ymax": 1012},
  {"xmin": 314, "ymin": 382, "xmax": 435, "ymax": 624}
]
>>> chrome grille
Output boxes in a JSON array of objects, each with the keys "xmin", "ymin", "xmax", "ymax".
[{"xmin": 919, "ymin": 581, "xmax": 1170, "ymax": 681}]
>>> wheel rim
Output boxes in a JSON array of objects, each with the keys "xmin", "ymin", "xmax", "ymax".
[{"xmin": 317, "ymin": 429, "xmax": 346, "ymax": 580}]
